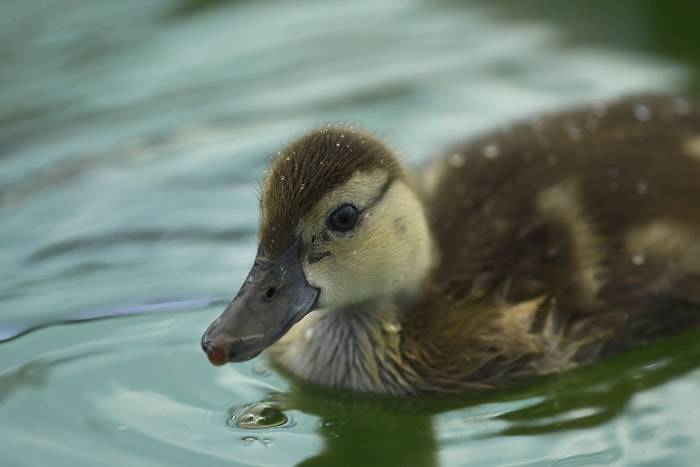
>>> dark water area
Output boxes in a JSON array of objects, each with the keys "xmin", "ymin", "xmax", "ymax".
[{"xmin": 2, "ymin": 0, "xmax": 700, "ymax": 465}]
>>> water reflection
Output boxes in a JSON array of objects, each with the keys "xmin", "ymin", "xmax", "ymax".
[
  {"xmin": 249, "ymin": 330, "xmax": 700, "ymax": 466},
  {"xmin": 495, "ymin": 331, "xmax": 700, "ymax": 436},
  {"xmin": 0, "ymin": 355, "xmax": 90, "ymax": 402},
  {"xmin": 290, "ymin": 397, "xmax": 438, "ymax": 467}
]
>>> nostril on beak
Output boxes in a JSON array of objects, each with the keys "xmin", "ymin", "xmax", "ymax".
[{"xmin": 263, "ymin": 286, "xmax": 277, "ymax": 301}]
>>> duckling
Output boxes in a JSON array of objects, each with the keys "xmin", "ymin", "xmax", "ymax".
[{"xmin": 202, "ymin": 95, "xmax": 700, "ymax": 395}]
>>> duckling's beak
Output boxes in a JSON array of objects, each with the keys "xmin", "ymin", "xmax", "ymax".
[{"xmin": 201, "ymin": 238, "xmax": 319, "ymax": 365}]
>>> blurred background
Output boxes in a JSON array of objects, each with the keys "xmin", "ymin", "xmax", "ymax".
[{"xmin": 1, "ymin": 1, "xmax": 700, "ymax": 466}]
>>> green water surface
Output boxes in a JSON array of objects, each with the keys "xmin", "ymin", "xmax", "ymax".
[{"xmin": 2, "ymin": 1, "xmax": 700, "ymax": 466}]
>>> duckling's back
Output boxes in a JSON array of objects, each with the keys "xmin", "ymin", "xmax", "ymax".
[{"xmin": 409, "ymin": 95, "xmax": 700, "ymax": 388}]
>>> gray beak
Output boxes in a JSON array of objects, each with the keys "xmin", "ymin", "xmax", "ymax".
[{"xmin": 201, "ymin": 238, "xmax": 319, "ymax": 365}]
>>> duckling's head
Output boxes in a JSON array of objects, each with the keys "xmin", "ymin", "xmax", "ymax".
[{"xmin": 202, "ymin": 126, "xmax": 433, "ymax": 365}]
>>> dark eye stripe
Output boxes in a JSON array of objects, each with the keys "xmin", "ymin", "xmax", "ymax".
[
  {"xmin": 373, "ymin": 176, "xmax": 394, "ymax": 206},
  {"xmin": 355, "ymin": 177, "xmax": 394, "ymax": 213}
]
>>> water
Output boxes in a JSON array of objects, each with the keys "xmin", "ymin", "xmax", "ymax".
[{"xmin": 2, "ymin": 0, "xmax": 700, "ymax": 465}]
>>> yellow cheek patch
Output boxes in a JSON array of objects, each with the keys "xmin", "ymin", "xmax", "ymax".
[{"xmin": 299, "ymin": 179, "xmax": 433, "ymax": 308}]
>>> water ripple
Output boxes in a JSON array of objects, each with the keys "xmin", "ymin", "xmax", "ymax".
[
  {"xmin": 26, "ymin": 228, "xmax": 255, "ymax": 264},
  {"xmin": 0, "ymin": 296, "xmax": 225, "ymax": 343}
]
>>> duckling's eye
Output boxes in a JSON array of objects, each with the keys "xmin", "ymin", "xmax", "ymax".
[{"xmin": 327, "ymin": 204, "xmax": 359, "ymax": 232}]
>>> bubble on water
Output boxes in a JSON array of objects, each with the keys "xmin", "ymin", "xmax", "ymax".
[
  {"xmin": 318, "ymin": 419, "xmax": 344, "ymax": 438},
  {"xmin": 319, "ymin": 418, "xmax": 343, "ymax": 428},
  {"xmin": 228, "ymin": 402, "xmax": 292, "ymax": 430},
  {"xmin": 448, "ymin": 153, "xmax": 465, "ymax": 168},
  {"xmin": 280, "ymin": 175, "xmax": 285, "ymax": 181},
  {"xmin": 482, "ymin": 144, "xmax": 500, "ymax": 160},
  {"xmin": 242, "ymin": 436, "xmax": 256, "ymax": 446},
  {"xmin": 241, "ymin": 436, "xmax": 273, "ymax": 447},
  {"xmin": 335, "ymin": 142, "xmax": 341, "ymax": 147},
  {"xmin": 634, "ymin": 104, "xmax": 651, "ymax": 122}
]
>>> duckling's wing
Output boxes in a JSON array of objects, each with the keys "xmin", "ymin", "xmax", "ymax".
[{"xmin": 425, "ymin": 94, "xmax": 700, "ymax": 310}]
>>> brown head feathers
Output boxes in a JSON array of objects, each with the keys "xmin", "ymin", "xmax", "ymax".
[{"xmin": 259, "ymin": 126, "xmax": 404, "ymax": 258}]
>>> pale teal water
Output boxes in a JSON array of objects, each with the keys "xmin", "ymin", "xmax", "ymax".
[{"xmin": 2, "ymin": 1, "xmax": 700, "ymax": 466}]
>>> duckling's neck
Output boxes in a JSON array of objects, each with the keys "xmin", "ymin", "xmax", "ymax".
[{"xmin": 269, "ymin": 297, "xmax": 420, "ymax": 394}]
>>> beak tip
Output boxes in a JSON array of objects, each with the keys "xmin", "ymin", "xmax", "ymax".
[
  {"xmin": 202, "ymin": 238, "xmax": 317, "ymax": 368},
  {"xmin": 206, "ymin": 346, "xmax": 228, "ymax": 366},
  {"xmin": 202, "ymin": 338, "xmax": 228, "ymax": 366}
]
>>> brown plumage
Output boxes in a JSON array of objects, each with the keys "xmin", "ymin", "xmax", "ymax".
[
  {"xmin": 222, "ymin": 95, "xmax": 700, "ymax": 395},
  {"xmin": 396, "ymin": 95, "xmax": 700, "ymax": 392}
]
